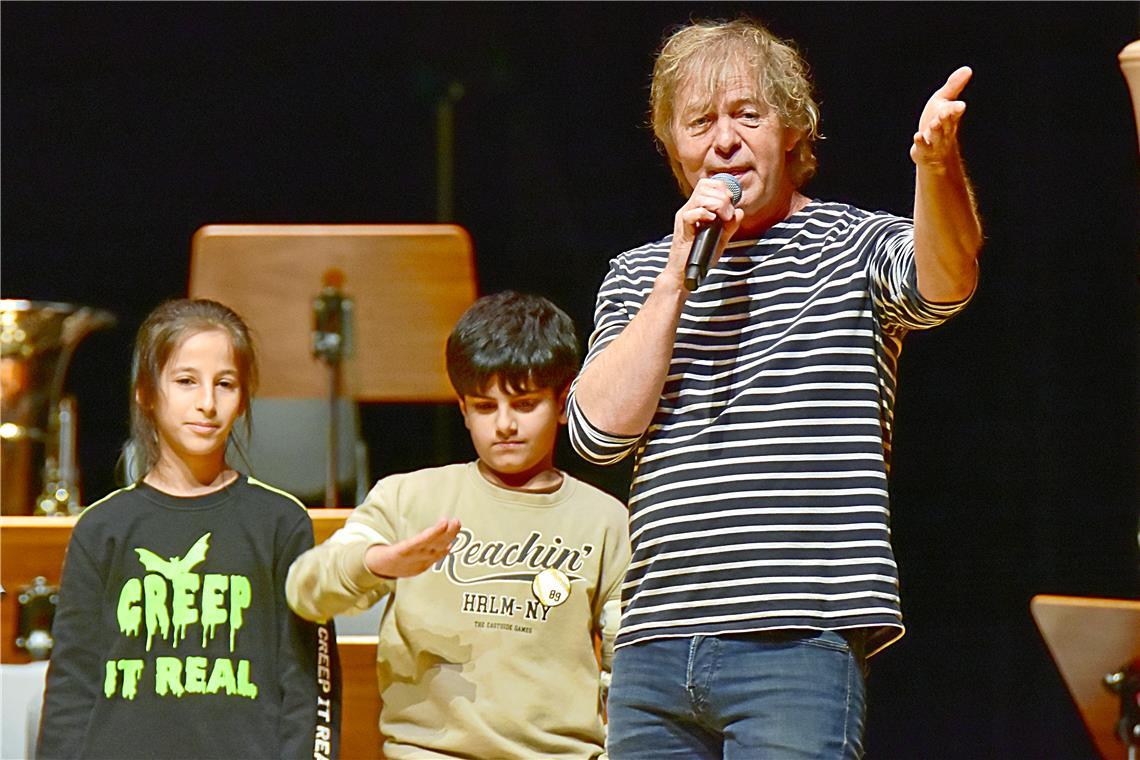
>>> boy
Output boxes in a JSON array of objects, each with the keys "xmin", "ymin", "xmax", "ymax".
[{"xmin": 286, "ymin": 290, "xmax": 631, "ymax": 759}]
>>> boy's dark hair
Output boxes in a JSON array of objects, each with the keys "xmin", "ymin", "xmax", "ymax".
[{"xmin": 446, "ymin": 290, "xmax": 580, "ymax": 397}]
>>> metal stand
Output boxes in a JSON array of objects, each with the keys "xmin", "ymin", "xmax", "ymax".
[
  {"xmin": 1105, "ymin": 659, "xmax": 1140, "ymax": 759},
  {"xmin": 1032, "ymin": 595, "xmax": 1140, "ymax": 759},
  {"xmin": 325, "ymin": 364, "xmax": 341, "ymax": 507},
  {"xmin": 312, "ymin": 271, "xmax": 353, "ymax": 507},
  {"xmin": 435, "ymin": 81, "xmax": 464, "ymax": 223}
]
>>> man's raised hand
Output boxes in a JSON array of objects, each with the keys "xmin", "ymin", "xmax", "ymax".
[{"xmin": 911, "ymin": 66, "xmax": 973, "ymax": 166}]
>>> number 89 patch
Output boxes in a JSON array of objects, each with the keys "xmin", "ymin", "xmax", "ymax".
[{"xmin": 531, "ymin": 568, "xmax": 571, "ymax": 607}]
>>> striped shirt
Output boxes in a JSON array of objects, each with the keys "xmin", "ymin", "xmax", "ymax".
[{"xmin": 566, "ymin": 201, "xmax": 971, "ymax": 657}]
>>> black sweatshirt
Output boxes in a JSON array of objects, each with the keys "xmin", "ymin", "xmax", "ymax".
[{"xmin": 37, "ymin": 475, "xmax": 339, "ymax": 760}]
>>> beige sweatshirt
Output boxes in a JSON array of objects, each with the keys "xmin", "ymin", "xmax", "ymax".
[{"xmin": 286, "ymin": 462, "xmax": 630, "ymax": 759}]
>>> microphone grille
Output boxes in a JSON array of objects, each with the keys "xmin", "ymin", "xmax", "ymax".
[
  {"xmin": 710, "ymin": 172, "xmax": 743, "ymax": 206},
  {"xmin": 321, "ymin": 267, "xmax": 346, "ymax": 289}
]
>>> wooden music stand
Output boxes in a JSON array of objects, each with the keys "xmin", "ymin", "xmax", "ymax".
[
  {"xmin": 189, "ymin": 224, "xmax": 478, "ymax": 506},
  {"xmin": 1031, "ymin": 594, "xmax": 1140, "ymax": 760},
  {"xmin": 189, "ymin": 224, "xmax": 477, "ymax": 402}
]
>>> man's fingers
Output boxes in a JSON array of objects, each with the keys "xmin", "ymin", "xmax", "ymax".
[
  {"xmin": 935, "ymin": 66, "xmax": 973, "ymax": 101},
  {"xmin": 917, "ymin": 100, "xmax": 967, "ymax": 145}
]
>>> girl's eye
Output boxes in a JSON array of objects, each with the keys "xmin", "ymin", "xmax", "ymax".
[
  {"xmin": 175, "ymin": 377, "xmax": 195, "ymax": 386},
  {"xmin": 218, "ymin": 379, "xmax": 236, "ymax": 389}
]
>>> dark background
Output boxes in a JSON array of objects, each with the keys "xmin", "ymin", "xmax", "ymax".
[{"xmin": 4, "ymin": 3, "xmax": 1137, "ymax": 757}]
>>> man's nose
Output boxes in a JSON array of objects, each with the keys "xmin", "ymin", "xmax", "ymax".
[{"xmin": 713, "ymin": 115, "xmax": 740, "ymax": 155}]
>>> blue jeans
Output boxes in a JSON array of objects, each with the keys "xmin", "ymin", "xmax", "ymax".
[{"xmin": 608, "ymin": 629, "xmax": 867, "ymax": 759}]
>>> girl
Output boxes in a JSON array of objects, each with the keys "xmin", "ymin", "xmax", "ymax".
[{"xmin": 37, "ymin": 298, "xmax": 338, "ymax": 759}]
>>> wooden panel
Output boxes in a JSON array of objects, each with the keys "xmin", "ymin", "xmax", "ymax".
[
  {"xmin": 338, "ymin": 636, "xmax": 384, "ymax": 759},
  {"xmin": 189, "ymin": 224, "xmax": 478, "ymax": 402},
  {"xmin": 311, "ymin": 508, "xmax": 355, "ymax": 544}
]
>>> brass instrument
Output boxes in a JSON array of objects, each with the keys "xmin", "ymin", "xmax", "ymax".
[{"xmin": 1, "ymin": 300, "xmax": 115, "ymax": 515}]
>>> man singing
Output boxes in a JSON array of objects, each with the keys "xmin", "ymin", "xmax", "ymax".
[{"xmin": 567, "ymin": 17, "xmax": 982, "ymax": 759}]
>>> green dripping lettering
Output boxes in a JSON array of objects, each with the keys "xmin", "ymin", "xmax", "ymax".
[
  {"xmin": 103, "ymin": 660, "xmax": 117, "ymax": 698},
  {"xmin": 205, "ymin": 657, "xmax": 237, "ymax": 695},
  {"xmin": 119, "ymin": 660, "xmax": 144, "ymax": 700},
  {"xmin": 170, "ymin": 573, "xmax": 201, "ymax": 647},
  {"xmin": 235, "ymin": 659, "xmax": 258, "ymax": 698},
  {"xmin": 184, "ymin": 656, "xmax": 208, "ymax": 694},
  {"xmin": 117, "ymin": 578, "xmax": 142, "ymax": 637},
  {"xmin": 228, "ymin": 576, "xmax": 251, "ymax": 652},
  {"xmin": 142, "ymin": 574, "xmax": 170, "ymax": 651},
  {"xmin": 200, "ymin": 573, "xmax": 228, "ymax": 647},
  {"xmin": 154, "ymin": 657, "xmax": 184, "ymax": 697}
]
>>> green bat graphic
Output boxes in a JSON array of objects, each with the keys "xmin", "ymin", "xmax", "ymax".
[{"xmin": 134, "ymin": 532, "xmax": 212, "ymax": 579}]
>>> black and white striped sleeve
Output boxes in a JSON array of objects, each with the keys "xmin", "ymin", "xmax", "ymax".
[
  {"xmin": 566, "ymin": 256, "xmax": 646, "ymax": 465},
  {"xmin": 860, "ymin": 215, "xmax": 974, "ymax": 331}
]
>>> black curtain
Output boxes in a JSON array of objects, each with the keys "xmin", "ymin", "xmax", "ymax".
[{"xmin": 4, "ymin": 4, "xmax": 1137, "ymax": 757}]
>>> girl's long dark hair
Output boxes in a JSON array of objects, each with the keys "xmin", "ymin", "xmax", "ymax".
[{"xmin": 121, "ymin": 298, "xmax": 257, "ymax": 483}]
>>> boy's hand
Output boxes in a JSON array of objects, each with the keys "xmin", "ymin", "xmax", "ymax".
[{"xmin": 364, "ymin": 517, "xmax": 462, "ymax": 578}]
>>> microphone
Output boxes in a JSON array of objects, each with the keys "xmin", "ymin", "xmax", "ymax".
[
  {"xmin": 312, "ymin": 268, "xmax": 354, "ymax": 365},
  {"xmin": 683, "ymin": 172, "xmax": 743, "ymax": 291}
]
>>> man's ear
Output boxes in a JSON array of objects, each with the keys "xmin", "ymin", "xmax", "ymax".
[{"xmin": 784, "ymin": 127, "xmax": 804, "ymax": 154}]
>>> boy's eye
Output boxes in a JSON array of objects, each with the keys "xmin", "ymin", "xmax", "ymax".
[
  {"xmin": 513, "ymin": 400, "xmax": 538, "ymax": 412},
  {"xmin": 473, "ymin": 403, "xmax": 496, "ymax": 414}
]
